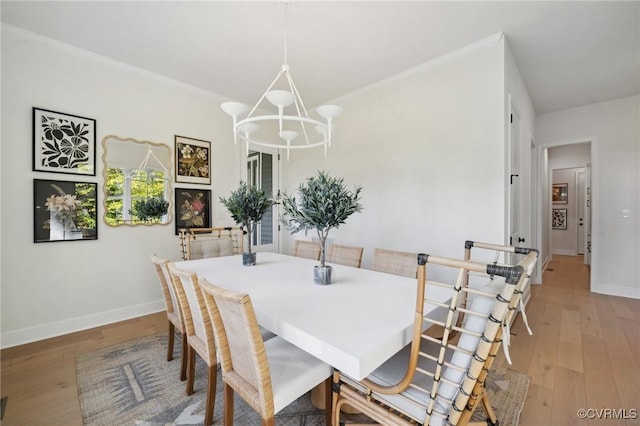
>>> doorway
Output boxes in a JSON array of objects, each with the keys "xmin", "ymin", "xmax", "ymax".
[
  {"xmin": 538, "ymin": 141, "xmax": 593, "ymax": 285},
  {"xmin": 246, "ymin": 148, "xmax": 281, "ymax": 253}
]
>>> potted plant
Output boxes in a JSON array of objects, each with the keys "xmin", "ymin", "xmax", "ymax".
[
  {"xmin": 281, "ymin": 171, "xmax": 363, "ymax": 284},
  {"xmin": 219, "ymin": 181, "xmax": 273, "ymax": 266},
  {"xmin": 129, "ymin": 196, "xmax": 169, "ymax": 223}
]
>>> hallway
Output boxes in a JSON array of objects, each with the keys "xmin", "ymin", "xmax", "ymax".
[{"xmin": 498, "ymin": 255, "xmax": 640, "ymax": 425}]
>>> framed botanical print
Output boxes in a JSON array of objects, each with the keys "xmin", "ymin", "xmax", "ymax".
[
  {"xmin": 174, "ymin": 188, "xmax": 211, "ymax": 234},
  {"xmin": 175, "ymin": 135, "xmax": 211, "ymax": 185},
  {"xmin": 34, "ymin": 179, "xmax": 98, "ymax": 243},
  {"xmin": 33, "ymin": 108, "xmax": 96, "ymax": 175},
  {"xmin": 552, "ymin": 183, "xmax": 568, "ymax": 204},
  {"xmin": 552, "ymin": 208, "xmax": 567, "ymax": 230}
]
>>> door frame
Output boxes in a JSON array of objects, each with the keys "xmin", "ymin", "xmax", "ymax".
[
  {"xmin": 535, "ymin": 137, "xmax": 597, "ymax": 290},
  {"xmin": 507, "ymin": 102, "xmax": 523, "ymax": 252},
  {"xmin": 242, "ymin": 145, "xmax": 283, "ymax": 253}
]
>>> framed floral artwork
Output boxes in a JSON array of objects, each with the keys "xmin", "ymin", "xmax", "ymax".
[
  {"xmin": 552, "ymin": 208, "xmax": 567, "ymax": 230},
  {"xmin": 33, "ymin": 108, "xmax": 96, "ymax": 176},
  {"xmin": 34, "ymin": 179, "xmax": 98, "ymax": 243},
  {"xmin": 175, "ymin": 188, "xmax": 211, "ymax": 234},
  {"xmin": 175, "ymin": 135, "xmax": 211, "ymax": 185}
]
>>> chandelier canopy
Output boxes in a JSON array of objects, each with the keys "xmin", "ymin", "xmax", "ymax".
[{"xmin": 220, "ymin": 4, "xmax": 342, "ymax": 160}]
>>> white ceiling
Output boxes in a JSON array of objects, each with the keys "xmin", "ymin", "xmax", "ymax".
[{"xmin": 2, "ymin": 1, "xmax": 639, "ymax": 115}]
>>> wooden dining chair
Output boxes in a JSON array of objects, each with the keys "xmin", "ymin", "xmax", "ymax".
[
  {"xmin": 457, "ymin": 241, "xmax": 538, "ymax": 425},
  {"xmin": 371, "ymin": 247, "xmax": 417, "ymax": 277},
  {"xmin": 199, "ymin": 278, "xmax": 333, "ymax": 426},
  {"xmin": 179, "ymin": 227, "xmax": 243, "ymax": 260},
  {"xmin": 326, "ymin": 244, "xmax": 364, "ymax": 268},
  {"xmin": 332, "ymin": 252, "xmax": 528, "ymax": 426},
  {"xmin": 167, "ymin": 264, "xmax": 219, "ymax": 425},
  {"xmin": 150, "ymin": 255, "xmax": 188, "ymax": 382},
  {"xmin": 293, "ymin": 239, "xmax": 322, "ymax": 260}
]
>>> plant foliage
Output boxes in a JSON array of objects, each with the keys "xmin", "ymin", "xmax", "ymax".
[
  {"xmin": 129, "ymin": 197, "xmax": 169, "ymax": 223},
  {"xmin": 219, "ymin": 182, "xmax": 273, "ymax": 254},
  {"xmin": 281, "ymin": 171, "xmax": 363, "ymax": 266}
]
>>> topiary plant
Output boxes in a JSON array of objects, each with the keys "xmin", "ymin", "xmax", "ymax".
[
  {"xmin": 281, "ymin": 171, "xmax": 363, "ymax": 275},
  {"xmin": 219, "ymin": 181, "xmax": 273, "ymax": 257}
]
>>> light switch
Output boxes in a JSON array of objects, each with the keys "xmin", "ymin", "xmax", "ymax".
[{"xmin": 621, "ymin": 209, "xmax": 631, "ymax": 219}]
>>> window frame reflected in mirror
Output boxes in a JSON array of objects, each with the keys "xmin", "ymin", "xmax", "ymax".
[{"xmin": 101, "ymin": 135, "xmax": 172, "ymax": 227}]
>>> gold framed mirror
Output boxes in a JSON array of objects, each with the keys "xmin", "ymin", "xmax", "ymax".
[{"xmin": 102, "ymin": 135, "xmax": 172, "ymax": 226}]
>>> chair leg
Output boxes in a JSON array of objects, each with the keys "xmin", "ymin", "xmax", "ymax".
[
  {"xmin": 204, "ymin": 364, "xmax": 217, "ymax": 425},
  {"xmin": 186, "ymin": 345, "xmax": 196, "ymax": 396},
  {"xmin": 332, "ymin": 370, "xmax": 340, "ymax": 426},
  {"xmin": 179, "ymin": 333, "xmax": 188, "ymax": 381},
  {"xmin": 224, "ymin": 382, "xmax": 234, "ymax": 426},
  {"xmin": 167, "ymin": 322, "xmax": 175, "ymax": 361},
  {"xmin": 480, "ymin": 389, "xmax": 499, "ymax": 426},
  {"xmin": 262, "ymin": 418, "xmax": 275, "ymax": 426},
  {"xmin": 324, "ymin": 376, "xmax": 332, "ymax": 426}
]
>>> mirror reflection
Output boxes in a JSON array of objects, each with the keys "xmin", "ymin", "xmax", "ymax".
[{"xmin": 102, "ymin": 135, "xmax": 172, "ymax": 226}]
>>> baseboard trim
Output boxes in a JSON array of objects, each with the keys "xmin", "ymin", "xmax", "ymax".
[
  {"xmin": 591, "ymin": 282, "xmax": 640, "ymax": 300},
  {"xmin": 0, "ymin": 300, "xmax": 165, "ymax": 349},
  {"xmin": 551, "ymin": 249, "xmax": 578, "ymax": 256}
]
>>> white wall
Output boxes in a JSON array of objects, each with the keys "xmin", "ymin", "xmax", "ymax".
[
  {"xmin": 548, "ymin": 143, "xmax": 591, "ymax": 169},
  {"xmin": 283, "ymin": 35, "xmax": 507, "ymax": 271},
  {"xmin": 536, "ymin": 95, "xmax": 640, "ymax": 299},
  {"xmin": 0, "ymin": 26, "xmax": 241, "ymax": 347}
]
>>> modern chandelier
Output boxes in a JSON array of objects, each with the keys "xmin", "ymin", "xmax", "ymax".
[{"xmin": 220, "ymin": 3, "xmax": 343, "ymax": 160}]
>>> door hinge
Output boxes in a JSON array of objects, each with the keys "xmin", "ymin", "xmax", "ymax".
[
  {"xmin": 510, "ymin": 174, "xmax": 519, "ymax": 184},
  {"xmin": 510, "ymin": 114, "xmax": 513, "ymax": 123},
  {"xmin": 510, "ymin": 236, "xmax": 513, "ymax": 245}
]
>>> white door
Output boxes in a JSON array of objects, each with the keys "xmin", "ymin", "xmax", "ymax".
[
  {"xmin": 509, "ymin": 106, "xmax": 530, "ymax": 309},
  {"xmin": 246, "ymin": 148, "xmax": 280, "ymax": 253}
]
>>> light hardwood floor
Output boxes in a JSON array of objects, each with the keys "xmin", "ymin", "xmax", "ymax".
[
  {"xmin": 494, "ymin": 255, "xmax": 640, "ymax": 426},
  {"xmin": 1, "ymin": 255, "xmax": 638, "ymax": 425}
]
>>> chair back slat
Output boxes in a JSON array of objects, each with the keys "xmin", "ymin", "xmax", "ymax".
[
  {"xmin": 151, "ymin": 255, "xmax": 179, "ymax": 315},
  {"xmin": 199, "ymin": 279, "xmax": 274, "ymax": 419},
  {"xmin": 456, "ymin": 241, "xmax": 538, "ymax": 424},
  {"xmin": 179, "ymin": 227, "xmax": 243, "ymax": 260},
  {"xmin": 371, "ymin": 248, "xmax": 417, "ymax": 278},
  {"xmin": 293, "ymin": 240, "xmax": 321, "ymax": 260},
  {"xmin": 326, "ymin": 244, "xmax": 364, "ymax": 268},
  {"xmin": 168, "ymin": 264, "xmax": 216, "ymax": 362}
]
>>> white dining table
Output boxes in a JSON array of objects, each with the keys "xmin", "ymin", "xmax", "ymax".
[{"xmin": 175, "ymin": 251, "xmax": 451, "ymax": 380}]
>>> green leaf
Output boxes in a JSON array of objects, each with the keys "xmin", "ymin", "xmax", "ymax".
[
  {"xmin": 219, "ymin": 181, "xmax": 274, "ymax": 254},
  {"xmin": 280, "ymin": 171, "xmax": 363, "ymax": 265}
]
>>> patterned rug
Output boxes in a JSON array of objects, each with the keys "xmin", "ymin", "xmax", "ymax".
[{"xmin": 76, "ymin": 333, "xmax": 529, "ymax": 425}]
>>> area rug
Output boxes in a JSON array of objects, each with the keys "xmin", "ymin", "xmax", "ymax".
[{"xmin": 76, "ymin": 333, "xmax": 529, "ymax": 425}]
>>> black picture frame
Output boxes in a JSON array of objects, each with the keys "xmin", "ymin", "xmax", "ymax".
[
  {"xmin": 174, "ymin": 188, "xmax": 211, "ymax": 234},
  {"xmin": 34, "ymin": 179, "xmax": 98, "ymax": 243},
  {"xmin": 552, "ymin": 208, "xmax": 568, "ymax": 230},
  {"xmin": 33, "ymin": 108, "xmax": 97, "ymax": 176},
  {"xmin": 175, "ymin": 135, "xmax": 211, "ymax": 185}
]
